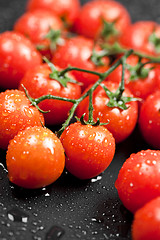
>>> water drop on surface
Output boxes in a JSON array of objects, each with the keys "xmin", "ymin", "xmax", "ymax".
[
  {"xmin": 7, "ymin": 207, "xmax": 29, "ymax": 223},
  {"xmin": 45, "ymin": 225, "xmax": 65, "ymax": 240}
]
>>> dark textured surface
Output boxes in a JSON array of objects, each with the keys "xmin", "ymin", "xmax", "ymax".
[{"xmin": 0, "ymin": 0, "xmax": 157, "ymax": 239}]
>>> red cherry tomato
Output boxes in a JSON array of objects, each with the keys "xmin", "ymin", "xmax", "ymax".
[
  {"xmin": 0, "ymin": 31, "xmax": 42, "ymax": 89},
  {"xmin": 14, "ymin": 10, "xmax": 63, "ymax": 58},
  {"xmin": 0, "ymin": 89, "xmax": 44, "ymax": 150},
  {"xmin": 132, "ymin": 197, "xmax": 160, "ymax": 240},
  {"xmin": 6, "ymin": 126, "xmax": 65, "ymax": 189},
  {"xmin": 119, "ymin": 21, "xmax": 160, "ymax": 56},
  {"xmin": 76, "ymin": 81, "xmax": 138, "ymax": 143},
  {"xmin": 19, "ymin": 63, "xmax": 81, "ymax": 125},
  {"xmin": 138, "ymin": 90, "xmax": 160, "ymax": 149},
  {"xmin": 52, "ymin": 36, "xmax": 109, "ymax": 90},
  {"xmin": 109, "ymin": 55, "xmax": 160, "ymax": 101},
  {"xmin": 115, "ymin": 149, "xmax": 160, "ymax": 213},
  {"xmin": 60, "ymin": 122, "xmax": 115, "ymax": 179},
  {"xmin": 73, "ymin": 0, "xmax": 131, "ymax": 41},
  {"xmin": 27, "ymin": 0, "xmax": 80, "ymax": 27}
]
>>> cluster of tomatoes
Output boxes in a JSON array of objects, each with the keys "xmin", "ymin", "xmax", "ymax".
[{"xmin": 0, "ymin": 0, "xmax": 160, "ymax": 239}]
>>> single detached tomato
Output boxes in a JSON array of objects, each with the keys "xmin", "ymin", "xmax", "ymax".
[
  {"xmin": 109, "ymin": 55, "xmax": 160, "ymax": 101},
  {"xmin": 132, "ymin": 197, "xmax": 160, "ymax": 240},
  {"xmin": 115, "ymin": 149, "xmax": 160, "ymax": 213},
  {"xmin": 119, "ymin": 21, "xmax": 160, "ymax": 56},
  {"xmin": 52, "ymin": 36, "xmax": 109, "ymax": 90},
  {"xmin": 0, "ymin": 31, "xmax": 42, "ymax": 89},
  {"xmin": 19, "ymin": 63, "xmax": 81, "ymax": 126},
  {"xmin": 76, "ymin": 81, "xmax": 138, "ymax": 143},
  {"xmin": 0, "ymin": 89, "xmax": 44, "ymax": 150},
  {"xmin": 60, "ymin": 122, "xmax": 115, "ymax": 179},
  {"xmin": 73, "ymin": 0, "xmax": 131, "ymax": 41},
  {"xmin": 138, "ymin": 91, "xmax": 160, "ymax": 149},
  {"xmin": 6, "ymin": 126, "xmax": 65, "ymax": 189},
  {"xmin": 27, "ymin": 0, "xmax": 80, "ymax": 27}
]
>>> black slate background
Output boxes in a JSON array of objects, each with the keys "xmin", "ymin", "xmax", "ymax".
[{"xmin": 0, "ymin": 0, "xmax": 157, "ymax": 240}]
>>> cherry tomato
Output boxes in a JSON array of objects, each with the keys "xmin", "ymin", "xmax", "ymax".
[
  {"xmin": 0, "ymin": 89, "xmax": 44, "ymax": 150},
  {"xmin": 109, "ymin": 55, "xmax": 160, "ymax": 101},
  {"xmin": 115, "ymin": 149, "xmax": 160, "ymax": 213},
  {"xmin": 132, "ymin": 197, "xmax": 160, "ymax": 240},
  {"xmin": 14, "ymin": 10, "xmax": 64, "ymax": 59},
  {"xmin": 60, "ymin": 122, "xmax": 115, "ymax": 179},
  {"xmin": 27, "ymin": 0, "xmax": 80, "ymax": 27},
  {"xmin": 6, "ymin": 126, "xmax": 65, "ymax": 189},
  {"xmin": 19, "ymin": 63, "xmax": 81, "ymax": 125},
  {"xmin": 138, "ymin": 91, "xmax": 160, "ymax": 149},
  {"xmin": 119, "ymin": 21, "xmax": 160, "ymax": 56},
  {"xmin": 0, "ymin": 31, "xmax": 42, "ymax": 89},
  {"xmin": 52, "ymin": 36, "xmax": 109, "ymax": 90},
  {"xmin": 76, "ymin": 81, "xmax": 138, "ymax": 143},
  {"xmin": 73, "ymin": 0, "xmax": 131, "ymax": 41}
]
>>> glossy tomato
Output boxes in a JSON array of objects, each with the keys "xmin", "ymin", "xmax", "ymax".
[
  {"xmin": 109, "ymin": 54, "xmax": 160, "ymax": 100},
  {"xmin": 27, "ymin": 0, "xmax": 80, "ymax": 27},
  {"xmin": 115, "ymin": 149, "xmax": 160, "ymax": 213},
  {"xmin": 60, "ymin": 122, "xmax": 115, "ymax": 179},
  {"xmin": 0, "ymin": 89, "xmax": 44, "ymax": 150},
  {"xmin": 138, "ymin": 90, "xmax": 160, "ymax": 149},
  {"xmin": 6, "ymin": 126, "xmax": 65, "ymax": 189},
  {"xmin": 19, "ymin": 63, "xmax": 81, "ymax": 125},
  {"xmin": 0, "ymin": 31, "xmax": 42, "ymax": 89},
  {"xmin": 76, "ymin": 81, "xmax": 138, "ymax": 143},
  {"xmin": 119, "ymin": 21, "xmax": 160, "ymax": 56},
  {"xmin": 73, "ymin": 0, "xmax": 131, "ymax": 41},
  {"xmin": 52, "ymin": 36, "xmax": 110, "ymax": 90},
  {"xmin": 132, "ymin": 197, "xmax": 160, "ymax": 240},
  {"xmin": 14, "ymin": 9, "xmax": 64, "ymax": 58}
]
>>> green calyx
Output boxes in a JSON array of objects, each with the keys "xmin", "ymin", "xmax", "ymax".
[
  {"xmin": 90, "ymin": 49, "xmax": 107, "ymax": 66},
  {"xmin": 22, "ymin": 85, "xmax": 49, "ymax": 114},
  {"xmin": 126, "ymin": 62, "xmax": 154, "ymax": 81},
  {"xmin": 75, "ymin": 114, "xmax": 108, "ymax": 126},
  {"xmin": 149, "ymin": 31, "xmax": 160, "ymax": 54},
  {"xmin": 100, "ymin": 83, "xmax": 139, "ymax": 110},
  {"xmin": 90, "ymin": 42, "xmax": 124, "ymax": 67},
  {"xmin": 43, "ymin": 57, "xmax": 79, "ymax": 88},
  {"xmin": 101, "ymin": 19, "xmax": 119, "ymax": 40},
  {"xmin": 36, "ymin": 28, "xmax": 64, "ymax": 51}
]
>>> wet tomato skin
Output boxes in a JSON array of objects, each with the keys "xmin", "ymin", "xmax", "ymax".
[
  {"xmin": 138, "ymin": 91, "xmax": 160, "ymax": 149},
  {"xmin": 109, "ymin": 55, "xmax": 160, "ymax": 101},
  {"xmin": 19, "ymin": 63, "xmax": 81, "ymax": 126},
  {"xmin": 132, "ymin": 197, "xmax": 160, "ymax": 240},
  {"xmin": 27, "ymin": 0, "xmax": 80, "ymax": 27},
  {"xmin": 0, "ymin": 89, "xmax": 44, "ymax": 150},
  {"xmin": 119, "ymin": 21, "xmax": 160, "ymax": 56},
  {"xmin": 14, "ymin": 10, "xmax": 63, "ymax": 58},
  {"xmin": 52, "ymin": 36, "xmax": 109, "ymax": 90},
  {"xmin": 60, "ymin": 122, "xmax": 115, "ymax": 179},
  {"xmin": 73, "ymin": 0, "xmax": 131, "ymax": 40},
  {"xmin": 6, "ymin": 126, "xmax": 65, "ymax": 189},
  {"xmin": 115, "ymin": 149, "xmax": 160, "ymax": 213},
  {"xmin": 0, "ymin": 31, "xmax": 42, "ymax": 89},
  {"xmin": 76, "ymin": 81, "xmax": 138, "ymax": 144}
]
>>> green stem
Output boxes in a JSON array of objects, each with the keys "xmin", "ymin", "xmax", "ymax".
[
  {"xmin": 59, "ymin": 66, "xmax": 102, "ymax": 78},
  {"xmin": 88, "ymin": 89, "xmax": 94, "ymax": 124},
  {"xmin": 26, "ymin": 49, "xmax": 133, "ymax": 136},
  {"xmin": 58, "ymin": 49, "xmax": 133, "ymax": 135},
  {"xmin": 134, "ymin": 51, "xmax": 160, "ymax": 61},
  {"xmin": 116, "ymin": 57, "xmax": 126, "ymax": 100},
  {"xmin": 34, "ymin": 94, "xmax": 77, "ymax": 105}
]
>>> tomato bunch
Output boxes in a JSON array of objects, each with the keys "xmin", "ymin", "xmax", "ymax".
[{"xmin": 0, "ymin": 0, "xmax": 160, "ymax": 239}]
